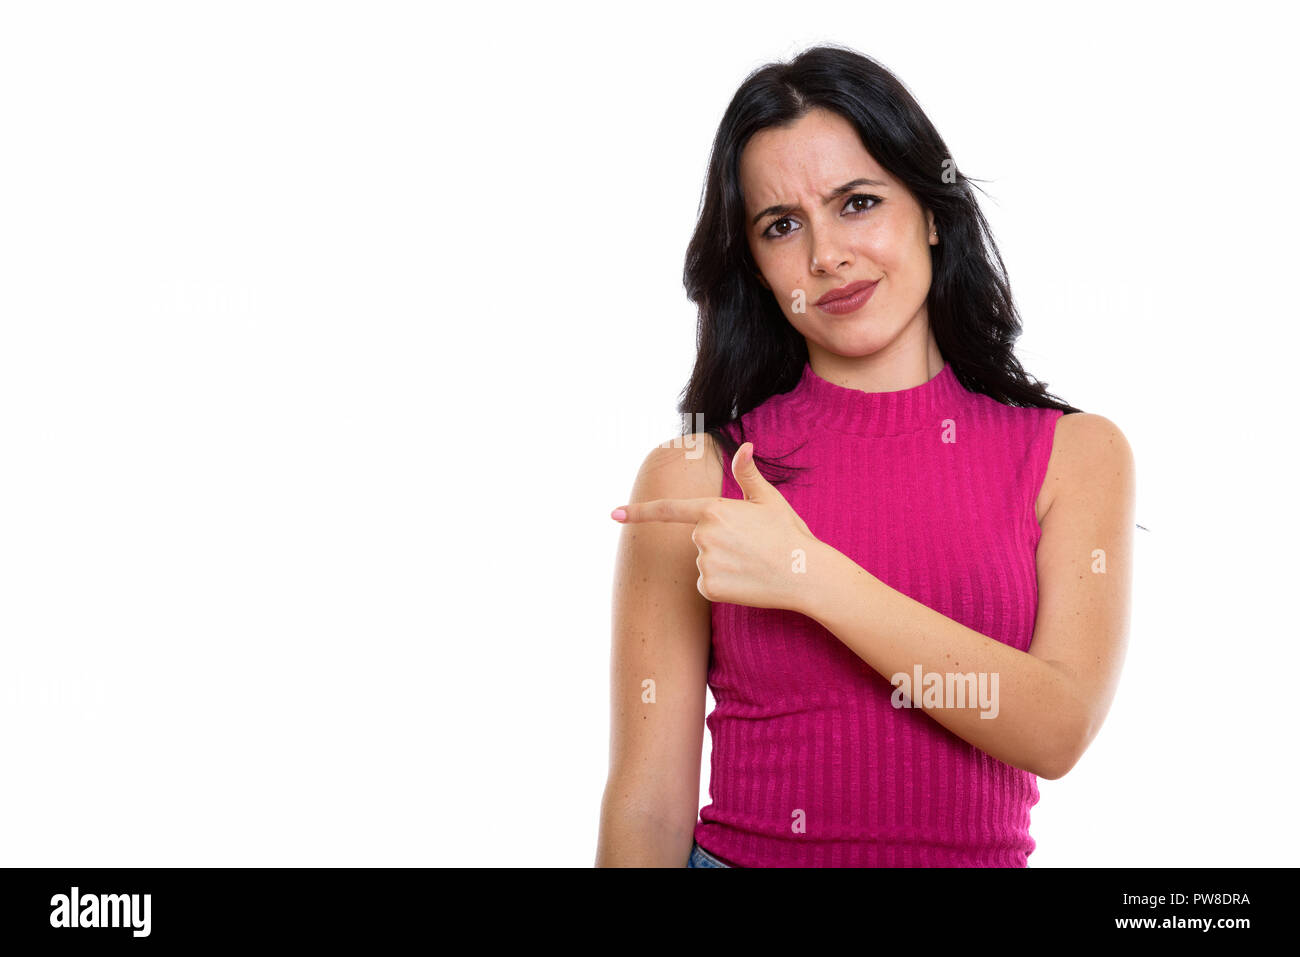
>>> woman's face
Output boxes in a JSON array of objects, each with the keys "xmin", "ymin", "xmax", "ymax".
[{"xmin": 739, "ymin": 108, "xmax": 938, "ymax": 361}]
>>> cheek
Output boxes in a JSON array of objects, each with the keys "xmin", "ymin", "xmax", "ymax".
[
  {"xmin": 858, "ymin": 228, "xmax": 904, "ymax": 271},
  {"xmin": 754, "ymin": 247, "xmax": 804, "ymax": 302},
  {"xmin": 864, "ymin": 232, "xmax": 930, "ymax": 288}
]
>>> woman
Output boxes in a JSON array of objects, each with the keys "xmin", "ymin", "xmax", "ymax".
[{"xmin": 596, "ymin": 44, "xmax": 1135, "ymax": 867}]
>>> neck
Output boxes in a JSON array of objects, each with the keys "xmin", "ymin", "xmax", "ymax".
[
  {"xmin": 806, "ymin": 337, "xmax": 945, "ymax": 394},
  {"xmin": 788, "ymin": 343, "xmax": 963, "ymax": 437}
]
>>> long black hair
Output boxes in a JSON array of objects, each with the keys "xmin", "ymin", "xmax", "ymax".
[{"xmin": 678, "ymin": 43, "xmax": 1083, "ymax": 485}]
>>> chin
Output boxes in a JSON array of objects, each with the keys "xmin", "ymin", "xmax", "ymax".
[{"xmin": 810, "ymin": 334, "xmax": 894, "ymax": 358}]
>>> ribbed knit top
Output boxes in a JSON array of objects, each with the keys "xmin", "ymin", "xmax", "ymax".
[{"xmin": 694, "ymin": 358, "xmax": 1064, "ymax": 867}]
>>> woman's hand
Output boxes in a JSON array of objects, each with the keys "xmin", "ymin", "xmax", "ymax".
[{"xmin": 611, "ymin": 442, "xmax": 822, "ymax": 612}]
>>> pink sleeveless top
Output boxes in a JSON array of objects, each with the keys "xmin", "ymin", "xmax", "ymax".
[{"xmin": 694, "ymin": 359, "xmax": 1064, "ymax": 867}]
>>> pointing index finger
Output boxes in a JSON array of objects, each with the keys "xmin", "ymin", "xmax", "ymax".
[{"xmin": 613, "ymin": 498, "xmax": 717, "ymax": 524}]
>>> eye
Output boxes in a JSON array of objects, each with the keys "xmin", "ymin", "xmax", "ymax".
[
  {"xmin": 844, "ymin": 193, "xmax": 881, "ymax": 215},
  {"xmin": 761, "ymin": 194, "xmax": 882, "ymax": 240}
]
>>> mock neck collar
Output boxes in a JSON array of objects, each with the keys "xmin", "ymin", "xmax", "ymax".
[{"xmin": 786, "ymin": 358, "xmax": 966, "ymax": 435}]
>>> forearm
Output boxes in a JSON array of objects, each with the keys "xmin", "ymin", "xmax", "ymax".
[{"xmin": 794, "ymin": 540, "xmax": 1087, "ymax": 779}]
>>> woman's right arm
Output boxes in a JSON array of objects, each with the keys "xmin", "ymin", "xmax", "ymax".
[{"xmin": 596, "ymin": 434, "xmax": 723, "ymax": 867}]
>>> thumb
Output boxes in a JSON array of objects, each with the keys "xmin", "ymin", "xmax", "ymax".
[{"xmin": 732, "ymin": 442, "xmax": 776, "ymax": 503}]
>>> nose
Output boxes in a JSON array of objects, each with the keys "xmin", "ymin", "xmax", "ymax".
[{"xmin": 810, "ymin": 230, "xmax": 851, "ymax": 274}]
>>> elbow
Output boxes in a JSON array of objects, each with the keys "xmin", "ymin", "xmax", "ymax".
[
  {"xmin": 1036, "ymin": 749, "xmax": 1079, "ymax": 781},
  {"xmin": 1035, "ymin": 721, "xmax": 1090, "ymax": 781}
]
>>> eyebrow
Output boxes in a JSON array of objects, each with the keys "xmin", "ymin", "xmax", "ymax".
[{"xmin": 750, "ymin": 177, "xmax": 888, "ymax": 227}]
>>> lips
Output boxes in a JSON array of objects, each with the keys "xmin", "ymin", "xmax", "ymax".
[{"xmin": 816, "ymin": 279, "xmax": 878, "ymax": 305}]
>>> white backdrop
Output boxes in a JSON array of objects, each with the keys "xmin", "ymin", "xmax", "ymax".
[{"xmin": 1, "ymin": 0, "xmax": 1295, "ymax": 866}]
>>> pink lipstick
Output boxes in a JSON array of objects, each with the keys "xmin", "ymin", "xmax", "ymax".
[{"xmin": 815, "ymin": 280, "xmax": 878, "ymax": 315}]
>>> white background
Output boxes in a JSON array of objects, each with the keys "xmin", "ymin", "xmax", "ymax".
[{"xmin": 1, "ymin": 0, "xmax": 1296, "ymax": 866}]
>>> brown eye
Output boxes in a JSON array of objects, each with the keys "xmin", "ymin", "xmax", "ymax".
[
  {"xmin": 845, "ymin": 194, "xmax": 881, "ymax": 214},
  {"xmin": 761, "ymin": 194, "xmax": 882, "ymax": 241}
]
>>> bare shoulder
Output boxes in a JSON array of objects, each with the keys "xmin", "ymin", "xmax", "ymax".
[
  {"xmin": 1037, "ymin": 412, "xmax": 1136, "ymax": 526},
  {"xmin": 629, "ymin": 432, "xmax": 727, "ymax": 502}
]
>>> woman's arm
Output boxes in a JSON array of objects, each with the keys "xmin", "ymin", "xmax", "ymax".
[
  {"xmin": 793, "ymin": 413, "xmax": 1136, "ymax": 779},
  {"xmin": 596, "ymin": 435, "xmax": 723, "ymax": 866}
]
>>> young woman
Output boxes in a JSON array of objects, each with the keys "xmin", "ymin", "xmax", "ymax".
[{"xmin": 596, "ymin": 44, "xmax": 1135, "ymax": 868}]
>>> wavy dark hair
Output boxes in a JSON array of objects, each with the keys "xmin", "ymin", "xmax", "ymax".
[{"xmin": 678, "ymin": 43, "xmax": 1083, "ymax": 485}]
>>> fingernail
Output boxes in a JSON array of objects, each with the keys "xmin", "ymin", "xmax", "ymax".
[{"xmin": 610, "ymin": 508, "xmax": 627, "ymax": 522}]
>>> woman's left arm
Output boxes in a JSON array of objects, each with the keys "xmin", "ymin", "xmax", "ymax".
[{"xmin": 794, "ymin": 413, "xmax": 1136, "ymax": 780}]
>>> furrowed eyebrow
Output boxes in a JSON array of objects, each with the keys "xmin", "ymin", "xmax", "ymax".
[{"xmin": 750, "ymin": 178, "xmax": 888, "ymax": 227}]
